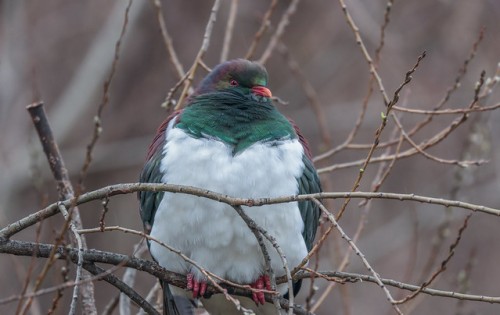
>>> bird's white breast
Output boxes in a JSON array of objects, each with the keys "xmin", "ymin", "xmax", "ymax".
[{"xmin": 149, "ymin": 122, "xmax": 307, "ymax": 289}]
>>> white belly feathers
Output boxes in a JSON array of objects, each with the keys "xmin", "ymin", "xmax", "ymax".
[{"xmin": 149, "ymin": 122, "xmax": 307, "ymax": 287}]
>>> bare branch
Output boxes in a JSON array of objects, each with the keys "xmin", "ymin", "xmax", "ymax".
[
  {"xmin": 175, "ymin": 0, "xmax": 222, "ymax": 110},
  {"xmin": 2, "ymin": 183, "xmax": 499, "ymax": 241},
  {"xmin": 80, "ymin": 0, "xmax": 133, "ymax": 186},
  {"xmin": 393, "ymin": 102, "xmax": 500, "ymax": 115},
  {"xmin": 150, "ymin": 0, "xmax": 185, "ymax": 79},
  {"xmin": 2, "ymin": 239, "xmax": 500, "ymax": 306},
  {"xmin": 312, "ymin": 199, "xmax": 404, "ymax": 314},
  {"xmin": 26, "ymin": 102, "xmax": 96, "ymax": 314},
  {"xmin": 395, "ymin": 214, "xmax": 472, "ymax": 304},
  {"xmin": 258, "ymin": 0, "xmax": 300, "ymax": 65},
  {"xmin": 314, "ymin": 0, "xmax": 395, "ymax": 163},
  {"xmin": 220, "ymin": 0, "xmax": 239, "ymax": 62},
  {"xmin": 335, "ymin": 51, "xmax": 426, "ymax": 221},
  {"xmin": 245, "ymin": 0, "xmax": 278, "ymax": 60}
]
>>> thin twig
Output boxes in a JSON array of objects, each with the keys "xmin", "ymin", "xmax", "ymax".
[
  {"xmin": 395, "ymin": 214, "xmax": 473, "ymax": 304},
  {"xmin": 161, "ymin": 70, "xmax": 191, "ymax": 109},
  {"xmin": 338, "ymin": 0, "xmax": 390, "ymax": 105},
  {"xmin": 245, "ymin": 0, "xmax": 278, "ymax": 59},
  {"xmin": 258, "ymin": 0, "xmax": 300, "ymax": 65},
  {"xmin": 150, "ymin": 0, "xmax": 185, "ymax": 79},
  {"xmin": 231, "ymin": 205, "xmax": 293, "ymax": 314},
  {"xmin": 102, "ymin": 294, "xmax": 120, "ymax": 315},
  {"xmin": 79, "ymin": 0, "xmax": 133, "ymax": 186},
  {"xmin": 57, "ymin": 203, "xmax": 84, "ymax": 315},
  {"xmin": 312, "ymin": 127, "xmax": 404, "ymax": 312},
  {"xmin": 391, "ymin": 113, "xmax": 487, "ymax": 167},
  {"xmin": 314, "ymin": 0, "xmax": 395, "ymax": 163},
  {"xmin": 278, "ymin": 42, "xmax": 331, "ymax": 147},
  {"xmin": 404, "ymin": 27, "xmax": 485, "ymax": 136},
  {"xmin": 340, "ymin": 27, "xmax": 486, "ymax": 155},
  {"xmin": 84, "ymin": 263, "xmax": 160, "ymax": 315},
  {"xmin": 393, "ymin": 102, "xmax": 500, "ymax": 115},
  {"xmin": 120, "ymin": 241, "xmax": 148, "ymax": 315},
  {"xmin": 311, "ymin": 199, "xmax": 404, "ymax": 315},
  {"xmin": 335, "ymin": 51, "xmax": 426, "ymax": 221},
  {"xmin": 175, "ymin": 0, "xmax": 221, "ymax": 109},
  {"xmin": 220, "ymin": 0, "xmax": 239, "ymax": 62},
  {"xmin": 137, "ymin": 283, "xmax": 161, "ymax": 315}
]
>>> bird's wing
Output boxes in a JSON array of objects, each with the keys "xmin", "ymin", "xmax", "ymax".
[
  {"xmin": 138, "ymin": 111, "xmax": 179, "ymax": 234},
  {"xmin": 139, "ymin": 111, "xmax": 195, "ymax": 315},
  {"xmin": 291, "ymin": 121, "xmax": 322, "ymax": 251},
  {"xmin": 285, "ymin": 122, "xmax": 322, "ymax": 298},
  {"xmin": 297, "ymin": 154, "xmax": 322, "ymax": 251}
]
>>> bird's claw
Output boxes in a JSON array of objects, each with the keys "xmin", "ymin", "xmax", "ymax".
[
  {"xmin": 251, "ymin": 275, "xmax": 271, "ymax": 305},
  {"xmin": 186, "ymin": 273, "xmax": 208, "ymax": 299}
]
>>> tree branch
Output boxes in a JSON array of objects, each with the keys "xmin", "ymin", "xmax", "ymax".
[
  {"xmin": 1, "ymin": 239, "xmax": 499, "ymax": 307},
  {"xmin": 2, "ymin": 183, "xmax": 499, "ymax": 240}
]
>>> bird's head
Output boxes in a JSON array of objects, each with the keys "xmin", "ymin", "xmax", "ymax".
[{"xmin": 193, "ymin": 59, "xmax": 272, "ymax": 100}]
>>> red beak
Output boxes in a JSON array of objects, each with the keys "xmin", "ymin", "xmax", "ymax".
[{"xmin": 251, "ymin": 86, "xmax": 272, "ymax": 98}]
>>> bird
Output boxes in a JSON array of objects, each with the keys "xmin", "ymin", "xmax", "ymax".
[{"xmin": 138, "ymin": 59, "xmax": 321, "ymax": 315}]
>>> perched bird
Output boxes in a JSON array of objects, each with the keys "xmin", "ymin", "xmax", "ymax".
[{"xmin": 139, "ymin": 59, "xmax": 321, "ymax": 315}]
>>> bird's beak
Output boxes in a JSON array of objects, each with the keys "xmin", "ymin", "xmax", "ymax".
[{"xmin": 251, "ymin": 86, "xmax": 272, "ymax": 98}]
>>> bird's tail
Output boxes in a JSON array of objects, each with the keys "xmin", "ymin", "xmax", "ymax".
[{"xmin": 161, "ymin": 280, "xmax": 194, "ymax": 315}]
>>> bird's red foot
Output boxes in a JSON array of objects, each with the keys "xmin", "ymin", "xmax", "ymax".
[
  {"xmin": 250, "ymin": 275, "xmax": 271, "ymax": 305},
  {"xmin": 186, "ymin": 273, "xmax": 207, "ymax": 299}
]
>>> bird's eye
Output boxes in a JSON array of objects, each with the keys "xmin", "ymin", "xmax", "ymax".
[{"xmin": 229, "ymin": 79, "xmax": 239, "ymax": 86}]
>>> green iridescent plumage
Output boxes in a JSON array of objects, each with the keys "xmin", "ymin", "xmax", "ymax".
[{"xmin": 177, "ymin": 90, "xmax": 296, "ymax": 154}]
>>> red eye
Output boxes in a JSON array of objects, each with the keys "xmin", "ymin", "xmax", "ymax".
[{"xmin": 230, "ymin": 79, "xmax": 238, "ymax": 86}]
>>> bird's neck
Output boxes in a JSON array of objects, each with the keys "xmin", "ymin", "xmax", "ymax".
[{"xmin": 176, "ymin": 92, "xmax": 296, "ymax": 154}]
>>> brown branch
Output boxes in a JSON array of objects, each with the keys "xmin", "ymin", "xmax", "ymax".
[
  {"xmin": 0, "ymin": 238, "xmax": 500, "ymax": 306},
  {"xmin": 393, "ymin": 102, "xmax": 500, "ymax": 115},
  {"xmin": 161, "ymin": 70, "xmax": 191, "ymax": 109},
  {"xmin": 395, "ymin": 214, "xmax": 473, "ymax": 304},
  {"xmin": 27, "ymin": 103, "xmax": 74, "ymax": 200},
  {"xmin": 101, "ymin": 294, "xmax": 119, "ymax": 315},
  {"xmin": 26, "ymin": 102, "xmax": 96, "ymax": 314},
  {"xmin": 258, "ymin": 0, "xmax": 300, "ymax": 65},
  {"xmin": 335, "ymin": 51, "xmax": 426, "ymax": 221},
  {"xmin": 316, "ymin": 12, "xmax": 487, "ymax": 167},
  {"xmin": 2, "ymin": 183, "xmax": 500, "ymax": 240},
  {"xmin": 83, "ymin": 263, "xmax": 160, "ymax": 315},
  {"xmin": 0, "ymin": 239, "xmax": 313, "ymax": 314},
  {"xmin": 314, "ymin": 0, "xmax": 395, "ymax": 163},
  {"xmin": 391, "ymin": 113, "xmax": 487, "ymax": 167},
  {"xmin": 404, "ymin": 27, "xmax": 485, "ymax": 136},
  {"xmin": 220, "ymin": 0, "xmax": 239, "ymax": 62},
  {"xmin": 80, "ymin": 0, "xmax": 133, "ymax": 186},
  {"xmin": 3, "ymin": 239, "xmax": 500, "ymax": 308},
  {"xmin": 175, "ymin": 0, "xmax": 222, "ymax": 110},
  {"xmin": 278, "ymin": 42, "xmax": 332, "ymax": 147},
  {"xmin": 338, "ymin": 0, "xmax": 390, "ymax": 105},
  {"xmin": 312, "ymin": 199, "xmax": 404, "ymax": 314},
  {"xmin": 312, "ymin": 128, "xmax": 404, "ymax": 312},
  {"xmin": 150, "ymin": 0, "xmax": 185, "ymax": 79},
  {"xmin": 319, "ymin": 70, "xmax": 490, "ymax": 174},
  {"xmin": 231, "ymin": 205, "xmax": 288, "ymax": 313},
  {"xmin": 244, "ymin": 0, "xmax": 278, "ymax": 60}
]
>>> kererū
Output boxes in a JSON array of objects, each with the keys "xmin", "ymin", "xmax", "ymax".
[{"xmin": 138, "ymin": 59, "xmax": 321, "ymax": 315}]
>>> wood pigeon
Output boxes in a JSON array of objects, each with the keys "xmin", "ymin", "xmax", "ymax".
[{"xmin": 139, "ymin": 59, "xmax": 321, "ymax": 315}]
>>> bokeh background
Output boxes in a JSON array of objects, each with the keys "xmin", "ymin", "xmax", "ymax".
[{"xmin": 1, "ymin": 0, "xmax": 500, "ymax": 314}]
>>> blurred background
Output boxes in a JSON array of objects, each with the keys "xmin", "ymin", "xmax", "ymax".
[{"xmin": 1, "ymin": 0, "xmax": 500, "ymax": 314}]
